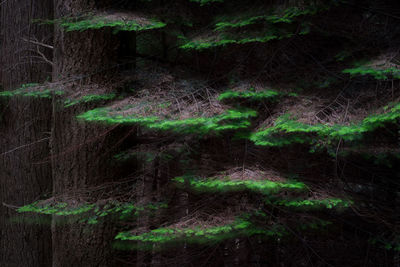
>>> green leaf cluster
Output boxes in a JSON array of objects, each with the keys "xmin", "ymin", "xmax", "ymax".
[
  {"xmin": 64, "ymin": 93, "xmax": 116, "ymax": 107},
  {"xmin": 59, "ymin": 16, "xmax": 166, "ymax": 33},
  {"xmin": 214, "ymin": 5, "xmax": 326, "ymax": 31},
  {"xmin": 17, "ymin": 201, "xmax": 168, "ymax": 224},
  {"xmin": 115, "ymin": 217, "xmax": 284, "ymax": 247},
  {"xmin": 78, "ymin": 108, "xmax": 258, "ymax": 135},
  {"xmin": 180, "ymin": 28, "xmax": 297, "ymax": 50},
  {"xmin": 342, "ymin": 66, "xmax": 400, "ymax": 80},
  {"xmin": 218, "ymin": 88, "xmax": 282, "ymax": 102},
  {"xmin": 250, "ymin": 103, "xmax": 400, "ymax": 147},
  {"xmin": 270, "ymin": 198, "xmax": 352, "ymax": 210},
  {"xmin": 173, "ymin": 176, "xmax": 305, "ymax": 195},
  {"xmin": 0, "ymin": 84, "xmax": 64, "ymax": 98},
  {"xmin": 180, "ymin": 0, "xmax": 341, "ymax": 50},
  {"xmin": 17, "ymin": 202, "xmax": 95, "ymax": 216}
]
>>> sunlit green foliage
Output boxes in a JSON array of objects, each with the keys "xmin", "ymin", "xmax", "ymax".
[
  {"xmin": 218, "ymin": 88, "xmax": 297, "ymax": 102},
  {"xmin": 85, "ymin": 202, "xmax": 168, "ymax": 224},
  {"xmin": 59, "ymin": 16, "xmax": 166, "ymax": 33},
  {"xmin": 0, "ymin": 83, "xmax": 64, "ymax": 98},
  {"xmin": 218, "ymin": 88, "xmax": 280, "ymax": 101},
  {"xmin": 173, "ymin": 176, "xmax": 305, "ymax": 195},
  {"xmin": 114, "ymin": 213, "xmax": 332, "ymax": 250},
  {"xmin": 115, "ymin": 217, "xmax": 285, "ymax": 248},
  {"xmin": 64, "ymin": 93, "xmax": 116, "ymax": 107},
  {"xmin": 214, "ymin": 5, "xmax": 327, "ymax": 31},
  {"xmin": 343, "ymin": 66, "xmax": 400, "ymax": 80},
  {"xmin": 180, "ymin": 0, "xmax": 341, "ymax": 50},
  {"xmin": 3, "ymin": 0, "xmax": 397, "ymax": 261},
  {"xmin": 18, "ymin": 202, "xmax": 95, "ymax": 216},
  {"xmin": 250, "ymin": 114, "xmax": 328, "ymax": 147},
  {"xmin": 270, "ymin": 198, "xmax": 352, "ymax": 210},
  {"xmin": 78, "ymin": 108, "xmax": 257, "ymax": 135},
  {"xmin": 251, "ymin": 103, "xmax": 400, "ymax": 147},
  {"xmin": 180, "ymin": 27, "xmax": 303, "ymax": 50},
  {"xmin": 17, "ymin": 201, "xmax": 168, "ymax": 224},
  {"xmin": 330, "ymin": 103, "xmax": 400, "ymax": 139}
]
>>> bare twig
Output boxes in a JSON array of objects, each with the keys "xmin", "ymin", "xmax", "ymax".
[
  {"xmin": 2, "ymin": 202, "xmax": 21, "ymax": 210},
  {"xmin": 35, "ymin": 45, "xmax": 54, "ymax": 66},
  {"xmin": 21, "ymin": 37, "xmax": 54, "ymax": 50},
  {"xmin": 0, "ymin": 137, "xmax": 50, "ymax": 157}
]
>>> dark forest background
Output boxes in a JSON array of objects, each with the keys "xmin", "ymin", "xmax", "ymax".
[{"xmin": 0, "ymin": 0, "xmax": 399, "ymax": 266}]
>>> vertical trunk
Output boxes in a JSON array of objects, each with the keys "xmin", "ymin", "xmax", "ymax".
[
  {"xmin": 135, "ymin": 143, "xmax": 158, "ymax": 266},
  {"xmin": 51, "ymin": 1, "xmax": 121, "ymax": 266},
  {"xmin": 177, "ymin": 191, "xmax": 189, "ymax": 266},
  {"xmin": 0, "ymin": 98, "xmax": 53, "ymax": 267},
  {"xmin": 0, "ymin": 0, "xmax": 53, "ymax": 266}
]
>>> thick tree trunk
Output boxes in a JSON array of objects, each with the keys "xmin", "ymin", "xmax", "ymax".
[
  {"xmin": 0, "ymin": 0, "xmax": 53, "ymax": 266},
  {"xmin": 51, "ymin": 1, "xmax": 121, "ymax": 266},
  {"xmin": 0, "ymin": 98, "xmax": 53, "ymax": 267}
]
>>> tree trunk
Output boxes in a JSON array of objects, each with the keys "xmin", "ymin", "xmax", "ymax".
[
  {"xmin": 50, "ymin": 1, "xmax": 121, "ymax": 266},
  {"xmin": 0, "ymin": 0, "xmax": 53, "ymax": 266}
]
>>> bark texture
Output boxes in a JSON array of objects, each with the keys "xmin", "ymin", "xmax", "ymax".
[
  {"xmin": 51, "ymin": 1, "xmax": 121, "ymax": 266},
  {"xmin": 0, "ymin": 1, "xmax": 53, "ymax": 266}
]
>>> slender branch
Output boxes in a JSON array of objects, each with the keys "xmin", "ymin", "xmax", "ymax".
[
  {"xmin": 35, "ymin": 45, "xmax": 54, "ymax": 66},
  {"xmin": 21, "ymin": 37, "xmax": 54, "ymax": 50},
  {"xmin": 0, "ymin": 137, "xmax": 50, "ymax": 157},
  {"xmin": 2, "ymin": 202, "xmax": 21, "ymax": 210}
]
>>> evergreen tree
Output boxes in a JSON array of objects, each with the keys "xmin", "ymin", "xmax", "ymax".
[{"xmin": 1, "ymin": 0, "xmax": 399, "ymax": 266}]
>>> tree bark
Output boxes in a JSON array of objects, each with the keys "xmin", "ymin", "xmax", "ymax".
[
  {"xmin": 51, "ymin": 1, "xmax": 121, "ymax": 266},
  {"xmin": 0, "ymin": 0, "xmax": 53, "ymax": 266}
]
